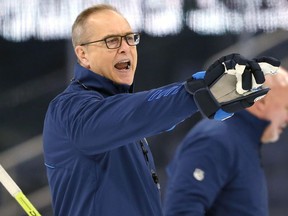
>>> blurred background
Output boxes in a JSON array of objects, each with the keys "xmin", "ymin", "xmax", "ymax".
[{"xmin": 0, "ymin": 0, "xmax": 288, "ymax": 215}]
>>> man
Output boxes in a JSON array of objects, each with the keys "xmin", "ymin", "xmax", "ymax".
[
  {"xmin": 163, "ymin": 68, "xmax": 288, "ymax": 216},
  {"xmin": 42, "ymin": 4, "xmax": 280, "ymax": 216}
]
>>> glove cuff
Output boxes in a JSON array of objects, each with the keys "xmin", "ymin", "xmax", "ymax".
[{"xmin": 185, "ymin": 77, "xmax": 220, "ymax": 119}]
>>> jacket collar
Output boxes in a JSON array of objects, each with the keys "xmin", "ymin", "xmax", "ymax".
[
  {"xmin": 234, "ymin": 110, "xmax": 270, "ymax": 145},
  {"xmin": 73, "ymin": 63, "xmax": 133, "ymax": 96}
]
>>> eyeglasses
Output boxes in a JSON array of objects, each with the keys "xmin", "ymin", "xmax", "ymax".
[{"xmin": 80, "ymin": 33, "xmax": 140, "ymax": 49}]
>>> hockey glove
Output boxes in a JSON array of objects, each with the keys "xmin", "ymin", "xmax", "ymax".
[{"xmin": 185, "ymin": 53, "xmax": 280, "ymax": 120}]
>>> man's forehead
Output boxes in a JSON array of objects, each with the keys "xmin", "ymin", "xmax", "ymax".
[
  {"xmin": 86, "ymin": 11, "xmax": 131, "ymax": 36},
  {"xmin": 265, "ymin": 68, "xmax": 288, "ymax": 88}
]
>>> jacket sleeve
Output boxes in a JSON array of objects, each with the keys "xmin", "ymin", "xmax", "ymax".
[
  {"xmin": 52, "ymin": 82, "xmax": 198, "ymax": 155},
  {"xmin": 163, "ymin": 131, "xmax": 234, "ymax": 215}
]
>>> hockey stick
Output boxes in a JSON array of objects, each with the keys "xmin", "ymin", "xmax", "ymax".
[{"xmin": 0, "ymin": 164, "xmax": 41, "ymax": 216}]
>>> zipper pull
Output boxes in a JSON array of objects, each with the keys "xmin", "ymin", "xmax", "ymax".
[{"xmin": 151, "ymin": 170, "xmax": 161, "ymax": 190}]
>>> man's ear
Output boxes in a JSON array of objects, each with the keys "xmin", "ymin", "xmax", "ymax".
[
  {"xmin": 246, "ymin": 97, "xmax": 267, "ymax": 119},
  {"xmin": 254, "ymin": 97, "xmax": 267, "ymax": 112},
  {"xmin": 75, "ymin": 46, "xmax": 90, "ymax": 68}
]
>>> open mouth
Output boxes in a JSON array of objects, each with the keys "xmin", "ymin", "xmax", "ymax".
[{"xmin": 114, "ymin": 60, "xmax": 131, "ymax": 70}]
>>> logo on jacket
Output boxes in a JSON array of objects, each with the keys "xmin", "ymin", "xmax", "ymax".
[
  {"xmin": 193, "ymin": 168, "xmax": 205, "ymax": 181},
  {"xmin": 147, "ymin": 85, "xmax": 181, "ymax": 101}
]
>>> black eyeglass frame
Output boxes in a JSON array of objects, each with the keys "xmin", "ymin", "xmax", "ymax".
[{"xmin": 80, "ymin": 32, "xmax": 140, "ymax": 49}]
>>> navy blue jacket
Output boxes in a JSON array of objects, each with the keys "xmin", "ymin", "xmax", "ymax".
[
  {"xmin": 163, "ymin": 111, "xmax": 270, "ymax": 216},
  {"xmin": 43, "ymin": 63, "xmax": 198, "ymax": 216}
]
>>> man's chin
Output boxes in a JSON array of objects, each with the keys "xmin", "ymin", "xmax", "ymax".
[
  {"xmin": 118, "ymin": 77, "xmax": 134, "ymax": 86},
  {"xmin": 261, "ymin": 135, "xmax": 279, "ymax": 144}
]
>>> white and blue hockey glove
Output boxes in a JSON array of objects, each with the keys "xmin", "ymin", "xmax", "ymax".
[{"xmin": 185, "ymin": 53, "xmax": 280, "ymax": 120}]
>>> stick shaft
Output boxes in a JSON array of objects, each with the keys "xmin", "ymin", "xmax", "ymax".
[
  {"xmin": 15, "ymin": 191, "xmax": 41, "ymax": 216},
  {"xmin": 0, "ymin": 164, "xmax": 41, "ymax": 216}
]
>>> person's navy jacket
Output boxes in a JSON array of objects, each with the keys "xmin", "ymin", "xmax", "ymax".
[
  {"xmin": 163, "ymin": 111, "xmax": 270, "ymax": 216},
  {"xmin": 43, "ymin": 63, "xmax": 198, "ymax": 216}
]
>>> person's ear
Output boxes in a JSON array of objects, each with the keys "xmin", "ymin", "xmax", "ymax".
[
  {"xmin": 246, "ymin": 96, "xmax": 268, "ymax": 119},
  {"xmin": 254, "ymin": 97, "xmax": 266, "ymax": 112},
  {"xmin": 75, "ymin": 46, "xmax": 90, "ymax": 68}
]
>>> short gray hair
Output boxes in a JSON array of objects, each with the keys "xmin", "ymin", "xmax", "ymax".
[{"xmin": 71, "ymin": 4, "xmax": 121, "ymax": 48}]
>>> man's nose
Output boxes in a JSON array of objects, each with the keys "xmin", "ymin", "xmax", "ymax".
[{"xmin": 118, "ymin": 37, "xmax": 130, "ymax": 52}]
